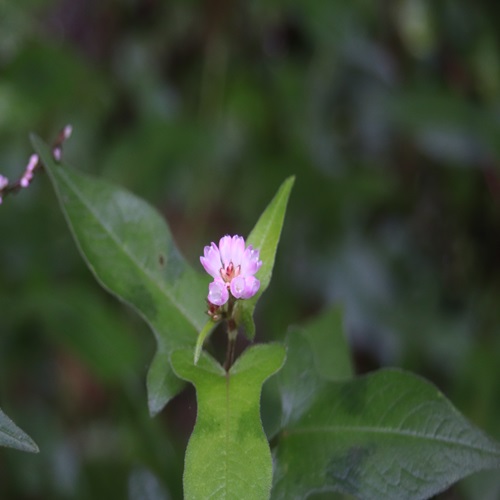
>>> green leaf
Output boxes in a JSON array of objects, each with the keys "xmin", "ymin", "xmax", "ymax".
[
  {"xmin": 272, "ymin": 369, "xmax": 500, "ymax": 499},
  {"xmin": 32, "ymin": 136, "xmax": 208, "ymax": 415},
  {"xmin": 263, "ymin": 330, "xmax": 318, "ymax": 439},
  {"xmin": 300, "ymin": 305, "xmax": 353, "ymax": 381},
  {"xmin": 0, "ymin": 407, "xmax": 39, "ymax": 453},
  {"xmin": 235, "ymin": 176, "xmax": 295, "ymax": 339},
  {"xmin": 262, "ymin": 306, "xmax": 353, "ymax": 438},
  {"xmin": 194, "ymin": 319, "xmax": 218, "ymax": 365},
  {"xmin": 171, "ymin": 344, "xmax": 286, "ymax": 500}
]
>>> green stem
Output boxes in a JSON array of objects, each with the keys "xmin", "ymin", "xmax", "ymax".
[{"xmin": 224, "ymin": 319, "xmax": 237, "ymax": 372}]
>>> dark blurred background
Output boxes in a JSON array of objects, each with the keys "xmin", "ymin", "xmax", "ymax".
[{"xmin": 0, "ymin": 1, "xmax": 499, "ymax": 498}]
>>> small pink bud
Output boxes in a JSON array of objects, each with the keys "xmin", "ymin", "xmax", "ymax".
[
  {"xmin": 0, "ymin": 175, "xmax": 8, "ymax": 190},
  {"xmin": 26, "ymin": 154, "xmax": 38, "ymax": 173},
  {"xmin": 19, "ymin": 155, "xmax": 38, "ymax": 188},
  {"xmin": 63, "ymin": 124, "xmax": 73, "ymax": 140}
]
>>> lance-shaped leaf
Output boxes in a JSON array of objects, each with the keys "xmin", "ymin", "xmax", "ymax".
[
  {"xmin": 171, "ymin": 344, "xmax": 286, "ymax": 500},
  {"xmin": 0, "ymin": 407, "xmax": 39, "ymax": 453},
  {"xmin": 272, "ymin": 369, "xmax": 500, "ymax": 500},
  {"xmin": 32, "ymin": 136, "xmax": 208, "ymax": 416},
  {"xmin": 235, "ymin": 176, "xmax": 295, "ymax": 339}
]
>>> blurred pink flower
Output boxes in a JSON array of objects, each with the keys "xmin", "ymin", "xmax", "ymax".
[
  {"xmin": 0, "ymin": 174, "xmax": 8, "ymax": 205},
  {"xmin": 0, "ymin": 175, "xmax": 8, "ymax": 190},
  {"xmin": 200, "ymin": 235, "xmax": 262, "ymax": 306}
]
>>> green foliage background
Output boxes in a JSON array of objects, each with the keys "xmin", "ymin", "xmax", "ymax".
[{"xmin": 0, "ymin": 1, "xmax": 499, "ymax": 498}]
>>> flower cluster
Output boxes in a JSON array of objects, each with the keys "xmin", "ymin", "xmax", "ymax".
[
  {"xmin": 200, "ymin": 235, "xmax": 262, "ymax": 307},
  {"xmin": 0, "ymin": 154, "xmax": 40, "ymax": 205},
  {"xmin": 0, "ymin": 124, "xmax": 72, "ymax": 205}
]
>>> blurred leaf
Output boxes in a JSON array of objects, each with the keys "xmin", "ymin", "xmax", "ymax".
[
  {"xmin": 32, "ymin": 136, "xmax": 208, "ymax": 415},
  {"xmin": 0, "ymin": 407, "xmax": 38, "ymax": 453},
  {"xmin": 33, "ymin": 285, "xmax": 142, "ymax": 382},
  {"xmin": 235, "ymin": 176, "xmax": 295, "ymax": 339},
  {"xmin": 2, "ymin": 42, "xmax": 110, "ymax": 131},
  {"xmin": 272, "ymin": 369, "xmax": 500, "ymax": 499},
  {"xmin": 273, "ymin": 329, "xmax": 322, "ymax": 432},
  {"xmin": 171, "ymin": 344, "xmax": 286, "ymax": 500},
  {"xmin": 128, "ymin": 467, "xmax": 170, "ymax": 500},
  {"xmin": 391, "ymin": 86, "xmax": 500, "ymax": 164},
  {"xmin": 301, "ymin": 305, "xmax": 353, "ymax": 381},
  {"xmin": 263, "ymin": 306, "xmax": 353, "ymax": 439}
]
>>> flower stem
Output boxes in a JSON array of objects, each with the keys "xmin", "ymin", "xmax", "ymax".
[{"xmin": 224, "ymin": 319, "xmax": 237, "ymax": 372}]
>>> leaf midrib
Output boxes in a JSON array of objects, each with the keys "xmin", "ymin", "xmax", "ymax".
[
  {"xmin": 284, "ymin": 425, "xmax": 500, "ymax": 456},
  {"xmin": 57, "ymin": 166, "xmax": 200, "ymax": 332}
]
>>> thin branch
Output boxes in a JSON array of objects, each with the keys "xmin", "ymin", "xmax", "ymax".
[{"xmin": 0, "ymin": 125, "xmax": 72, "ymax": 204}]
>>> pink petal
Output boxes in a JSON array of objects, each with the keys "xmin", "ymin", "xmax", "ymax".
[
  {"xmin": 241, "ymin": 276, "xmax": 260, "ymax": 299},
  {"xmin": 208, "ymin": 280, "xmax": 229, "ymax": 306},
  {"xmin": 200, "ymin": 242, "xmax": 222, "ymax": 279},
  {"xmin": 240, "ymin": 245, "xmax": 262, "ymax": 276},
  {"xmin": 219, "ymin": 235, "xmax": 245, "ymax": 267},
  {"xmin": 218, "ymin": 235, "xmax": 233, "ymax": 267},
  {"xmin": 219, "ymin": 234, "xmax": 233, "ymax": 267},
  {"xmin": 230, "ymin": 236, "xmax": 245, "ymax": 267},
  {"xmin": 230, "ymin": 276, "xmax": 260, "ymax": 299},
  {"xmin": 230, "ymin": 276, "xmax": 247, "ymax": 299}
]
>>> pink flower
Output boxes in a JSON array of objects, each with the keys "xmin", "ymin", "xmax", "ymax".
[
  {"xmin": 20, "ymin": 154, "xmax": 38, "ymax": 188},
  {"xmin": 0, "ymin": 174, "xmax": 8, "ymax": 205},
  {"xmin": 200, "ymin": 235, "xmax": 262, "ymax": 306}
]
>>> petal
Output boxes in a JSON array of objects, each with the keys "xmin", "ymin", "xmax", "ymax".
[
  {"xmin": 230, "ymin": 235, "xmax": 245, "ymax": 267},
  {"xmin": 230, "ymin": 276, "xmax": 247, "ymax": 299},
  {"xmin": 219, "ymin": 235, "xmax": 246, "ymax": 267},
  {"xmin": 240, "ymin": 276, "xmax": 260, "ymax": 299},
  {"xmin": 218, "ymin": 235, "xmax": 233, "ymax": 267},
  {"xmin": 200, "ymin": 242, "xmax": 222, "ymax": 279},
  {"xmin": 230, "ymin": 276, "xmax": 260, "ymax": 299},
  {"xmin": 240, "ymin": 245, "xmax": 262, "ymax": 276},
  {"xmin": 208, "ymin": 280, "xmax": 229, "ymax": 306}
]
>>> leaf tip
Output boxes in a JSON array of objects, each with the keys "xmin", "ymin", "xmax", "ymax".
[
  {"xmin": 193, "ymin": 319, "xmax": 217, "ymax": 366},
  {"xmin": 29, "ymin": 441, "xmax": 40, "ymax": 454},
  {"xmin": 282, "ymin": 175, "xmax": 296, "ymax": 195}
]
